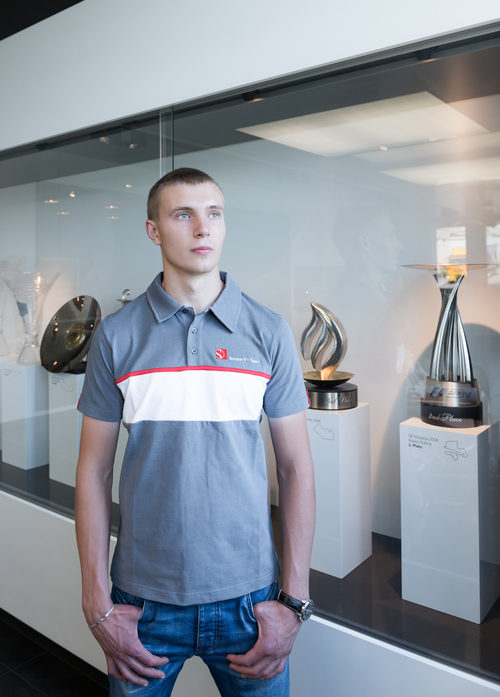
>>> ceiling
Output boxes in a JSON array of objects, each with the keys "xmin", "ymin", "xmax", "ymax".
[{"xmin": 0, "ymin": 1, "xmax": 83, "ymax": 42}]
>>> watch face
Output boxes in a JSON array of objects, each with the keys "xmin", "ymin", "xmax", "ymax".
[{"xmin": 300, "ymin": 599, "xmax": 315, "ymax": 621}]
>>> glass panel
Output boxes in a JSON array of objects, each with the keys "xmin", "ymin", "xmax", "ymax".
[
  {"xmin": 172, "ymin": 41, "xmax": 500, "ymax": 536},
  {"xmin": 0, "ymin": 113, "xmax": 171, "ymax": 524},
  {"xmin": 0, "ymin": 33, "xmax": 500, "ymax": 680}
]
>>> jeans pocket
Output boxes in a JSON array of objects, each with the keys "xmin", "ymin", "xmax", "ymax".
[
  {"xmin": 246, "ymin": 581, "xmax": 279, "ymax": 622},
  {"xmin": 111, "ymin": 585, "xmax": 147, "ymax": 621}
]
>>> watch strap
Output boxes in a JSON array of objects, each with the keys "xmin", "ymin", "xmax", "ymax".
[
  {"xmin": 277, "ymin": 589, "xmax": 314, "ymax": 621},
  {"xmin": 277, "ymin": 590, "xmax": 304, "ymax": 614}
]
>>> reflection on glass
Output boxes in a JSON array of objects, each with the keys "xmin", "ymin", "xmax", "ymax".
[
  {"xmin": 0, "ymin": 35, "xmax": 499, "ymax": 544},
  {"xmin": 0, "ymin": 258, "xmax": 23, "ymax": 356},
  {"xmin": 436, "ymin": 227, "xmax": 466, "ymax": 266},
  {"xmin": 487, "ymin": 225, "xmax": 500, "ymax": 286},
  {"xmin": 1, "ymin": 271, "xmax": 59, "ymax": 365},
  {"xmin": 0, "ymin": 282, "xmax": 10, "ymax": 356}
]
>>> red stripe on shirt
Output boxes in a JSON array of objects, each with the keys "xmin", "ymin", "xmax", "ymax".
[{"xmin": 115, "ymin": 365, "xmax": 271, "ymax": 385}]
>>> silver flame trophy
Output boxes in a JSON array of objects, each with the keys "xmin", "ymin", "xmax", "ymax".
[
  {"xmin": 301, "ymin": 302, "xmax": 371, "ymax": 578},
  {"xmin": 301, "ymin": 302, "xmax": 357, "ymax": 410},
  {"xmin": 406, "ymin": 264, "xmax": 483, "ymax": 428}
]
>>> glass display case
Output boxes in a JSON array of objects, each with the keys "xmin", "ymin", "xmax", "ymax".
[{"xmin": 1, "ymin": 33, "xmax": 500, "ymax": 683}]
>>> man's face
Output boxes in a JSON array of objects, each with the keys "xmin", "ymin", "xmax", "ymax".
[{"xmin": 146, "ymin": 182, "xmax": 226, "ymax": 279}]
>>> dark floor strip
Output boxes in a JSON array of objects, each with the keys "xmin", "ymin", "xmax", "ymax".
[{"xmin": 0, "ymin": 609, "xmax": 108, "ymax": 696}]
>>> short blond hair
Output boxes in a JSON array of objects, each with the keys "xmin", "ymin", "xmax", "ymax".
[{"xmin": 147, "ymin": 168, "xmax": 222, "ymax": 222}]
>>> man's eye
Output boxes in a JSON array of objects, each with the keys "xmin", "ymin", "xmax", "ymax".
[
  {"xmin": 209, "ymin": 211, "xmax": 221, "ymax": 219},
  {"xmin": 177, "ymin": 213, "xmax": 190, "ymax": 219}
]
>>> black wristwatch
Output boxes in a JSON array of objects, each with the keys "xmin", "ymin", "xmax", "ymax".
[{"xmin": 277, "ymin": 589, "xmax": 315, "ymax": 622}]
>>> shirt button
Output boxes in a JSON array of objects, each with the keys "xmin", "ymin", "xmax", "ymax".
[
  {"xmin": 191, "ymin": 347, "xmax": 198, "ymax": 355},
  {"xmin": 191, "ymin": 327, "xmax": 198, "ymax": 334}
]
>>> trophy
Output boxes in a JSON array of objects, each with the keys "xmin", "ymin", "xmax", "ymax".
[
  {"xmin": 40, "ymin": 295, "xmax": 101, "ymax": 373},
  {"xmin": 301, "ymin": 302, "xmax": 357, "ymax": 410},
  {"xmin": 0, "ymin": 258, "xmax": 23, "ymax": 356},
  {"xmin": 117, "ymin": 288, "xmax": 132, "ymax": 307},
  {"xmin": 1, "ymin": 270, "xmax": 59, "ymax": 365},
  {"xmin": 405, "ymin": 264, "xmax": 483, "ymax": 428}
]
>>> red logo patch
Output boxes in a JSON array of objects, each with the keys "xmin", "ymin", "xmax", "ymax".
[{"xmin": 216, "ymin": 348, "xmax": 227, "ymax": 360}]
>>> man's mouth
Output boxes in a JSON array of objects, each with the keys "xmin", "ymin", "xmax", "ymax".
[{"xmin": 191, "ymin": 246, "xmax": 212, "ymax": 254}]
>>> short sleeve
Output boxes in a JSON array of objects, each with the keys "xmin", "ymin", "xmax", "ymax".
[
  {"xmin": 263, "ymin": 317, "xmax": 309, "ymax": 418},
  {"xmin": 78, "ymin": 322, "xmax": 123, "ymax": 422}
]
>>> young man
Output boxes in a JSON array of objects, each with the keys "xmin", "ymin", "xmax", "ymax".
[{"xmin": 75, "ymin": 167, "xmax": 315, "ymax": 697}]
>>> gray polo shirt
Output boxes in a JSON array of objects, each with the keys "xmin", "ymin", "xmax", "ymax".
[{"xmin": 78, "ymin": 272, "xmax": 308, "ymax": 605}]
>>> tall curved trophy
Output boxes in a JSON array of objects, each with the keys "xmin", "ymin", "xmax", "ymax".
[
  {"xmin": 1, "ymin": 270, "xmax": 59, "ymax": 365},
  {"xmin": 301, "ymin": 302, "xmax": 357, "ymax": 410},
  {"xmin": 406, "ymin": 264, "xmax": 483, "ymax": 428}
]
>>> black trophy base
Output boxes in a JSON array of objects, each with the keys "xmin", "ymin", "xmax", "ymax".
[
  {"xmin": 420, "ymin": 400, "xmax": 483, "ymax": 429},
  {"xmin": 305, "ymin": 381, "xmax": 358, "ymax": 410}
]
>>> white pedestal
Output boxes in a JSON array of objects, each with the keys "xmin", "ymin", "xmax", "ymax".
[
  {"xmin": 49, "ymin": 373, "xmax": 84, "ymax": 488},
  {"xmin": 307, "ymin": 403, "xmax": 372, "ymax": 578},
  {"xmin": 400, "ymin": 417, "xmax": 500, "ymax": 623},
  {"xmin": 1, "ymin": 363, "xmax": 49, "ymax": 469}
]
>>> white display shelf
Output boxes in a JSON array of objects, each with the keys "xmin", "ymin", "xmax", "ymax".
[
  {"xmin": 400, "ymin": 417, "xmax": 500, "ymax": 623},
  {"xmin": 1, "ymin": 363, "xmax": 49, "ymax": 469},
  {"xmin": 48, "ymin": 373, "xmax": 84, "ymax": 488},
  {"xmin": 308, "ymin": 402, "xmax": 372, "ymax": 578}
]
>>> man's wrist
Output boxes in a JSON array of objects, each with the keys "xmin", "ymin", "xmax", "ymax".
[
  {"xmin": 82, "ymin": 591, "xmax": 113, "ymax": 624},
  {"xmin": 277, "ymin": 589, "xmax": 315, "ymax": 622},
  {"xmin": 88, "ymin": 603, "xmax": 115, "ymax": 630}
]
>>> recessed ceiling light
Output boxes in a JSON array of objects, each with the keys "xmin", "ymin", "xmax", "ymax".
[
  {"xmin": 105, "ymin": 204, "xmax": 119, "ymax": 209},
  {"xmin": 382, "ymin": 157, "xmax": 500, "ymax": 186},
  {"xmin": 44, "ymin": 199, "xmax": 59, "ymax": 204},
  {"xmin": 238, "ymin": 92, "xmax": 486, "ymax": 157},
  {"xmin": 68, "ymin": 191, "xmax": 76, "ymax": 198},
  {"xmin": 57, "ymin": 211, "xmax": 70, "ymax": 216},
  {"xmin": 125, "ymin": 184, "xmax": 132, "ymax": 189},
  {"xmin": 99, "ymin": 136, "xmax": 111, "ymax": 144}
]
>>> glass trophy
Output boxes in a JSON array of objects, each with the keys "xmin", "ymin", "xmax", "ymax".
[
  {"xmin": 300, "ymin": 302, "xmax": 357, "ymax": 410},
  {"xmin": 405, "ymin": 264, "xmax": 484, "ymax": 428},
  {"xmin": 1, "ymin": 270, "xmax": 60, "ymax": 365},
  {"xmin": 0, "ymin": 258, "xmax": 23, "ymax": 355}
]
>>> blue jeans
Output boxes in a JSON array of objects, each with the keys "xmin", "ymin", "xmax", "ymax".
[{"xmin": 108, "ymin": 582, "xmax": 289, "ymax": 697}]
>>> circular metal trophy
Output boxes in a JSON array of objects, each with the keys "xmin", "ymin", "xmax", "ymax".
[
  {"xmin": 40, "ymin": 295, "xmax": 101, "ymax": 373},
  {"xmin": 405, "ymin": 264, "xmax": 484, "ymax": 428},
  {"xmin": 301, "ymin": 302, "xmax": 357, "ymax": 410}
]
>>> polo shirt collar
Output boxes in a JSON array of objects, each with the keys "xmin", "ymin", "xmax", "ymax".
[
  {"xmin": 146, "ymin": 273, "xmax": 183, "ymax": 322},
  {"xmin": 210, "ymin": 272, "xmax": 241, "ymax": 332},
  {"xmin": 146, "ymin": 271, "xmax": 241, "ymax": 331}
]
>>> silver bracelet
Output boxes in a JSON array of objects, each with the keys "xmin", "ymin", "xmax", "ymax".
[{"xmin": 88, "ymin": 604, "xmax": 115, "ymax": 630}]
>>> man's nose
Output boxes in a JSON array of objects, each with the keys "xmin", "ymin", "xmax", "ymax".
[{"xmin": 193, "ymin": 215, "xmax": 209, "ymax": 236}]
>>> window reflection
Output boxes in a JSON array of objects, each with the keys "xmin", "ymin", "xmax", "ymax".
[{"xmin": 0, "ymin": 37, "xmax": 499, "ymax": 543}]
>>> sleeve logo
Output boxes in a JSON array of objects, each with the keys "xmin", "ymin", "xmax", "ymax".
[{"xmin": 216, "ymin": 348, "xmax": 228, "ymax": 360}]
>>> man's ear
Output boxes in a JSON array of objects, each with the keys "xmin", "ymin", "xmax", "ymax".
[{"xmin": 145, "ymin": 220, "xmax": 160, "ymax": 245}]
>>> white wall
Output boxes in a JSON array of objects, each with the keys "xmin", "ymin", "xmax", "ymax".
[{"xmin": 0, "ymin": 0, "xmax": 499, "ymax": 151}]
